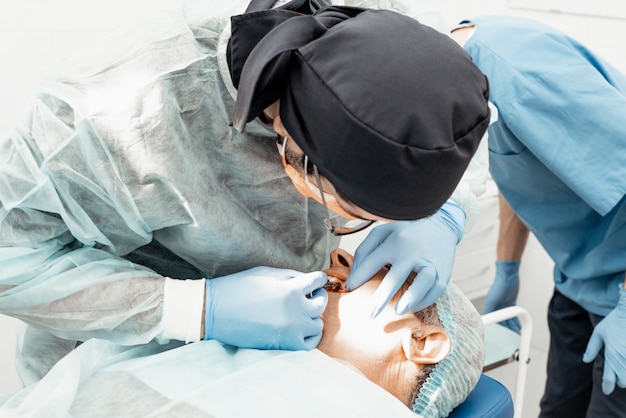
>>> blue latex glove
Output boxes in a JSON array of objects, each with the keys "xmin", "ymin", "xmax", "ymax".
[
  {"xmin": 204, "ymin": 266, "xmax": 328, "ymax": 350},
  {"xmin": 583, "ymin": 285, "xmax": 626, "ymax": 395},
  {"xmin": 346, "ymin": 201, "xmax": 465, "ymax": 318},
  {"xmin": 482, "ymin": 260, "xmax": 521, "ymax": 334}
]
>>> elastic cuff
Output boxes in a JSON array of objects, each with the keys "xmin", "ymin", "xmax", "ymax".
[
  {"xmin": 439, "ymin": 201, "xmax": 466, "ymax": 243},
  {"xmin": 495, "ymin": 259, "xmax": 521, "ymax": 275},
  {"xmin": 162, "ymin": 277, "xmax": 205, "ymax": 343},
  {"xmin": 618, "ymin": 283, "xmax": 626, "ymax": 306}
]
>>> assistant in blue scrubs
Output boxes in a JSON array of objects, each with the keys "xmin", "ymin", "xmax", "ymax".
[{"xmin": 453, "ymin": 16, "xmax": 626, "ymax": 418}]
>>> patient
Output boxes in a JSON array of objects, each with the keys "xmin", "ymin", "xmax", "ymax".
[
  {"xmin": 318, "ymin": 248, "xmax": 485, "ymax": 417},
  {"xmin": 1, "ymin": 249, "xmax": 484, "ymax": 418}
]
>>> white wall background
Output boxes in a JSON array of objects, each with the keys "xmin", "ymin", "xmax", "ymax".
[{"xmin": 1, "ymin": 1, "xmax": 625, "ymax": 416}]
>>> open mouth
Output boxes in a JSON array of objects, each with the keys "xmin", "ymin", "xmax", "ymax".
[
  {"xmin": 322, "ymin": 248, "xmax": 352, "ymax": 292},
  {"xmin": 323, "ymin": 279, "xmax": 344, "ymax": 292}
]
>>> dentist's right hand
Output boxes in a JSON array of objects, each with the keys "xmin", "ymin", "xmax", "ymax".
[{"xmin": 204, "ymin": 267, "xmax": 328, "ymax": 350}]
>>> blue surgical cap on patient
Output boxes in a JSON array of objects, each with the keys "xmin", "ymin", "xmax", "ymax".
[
  {"xmin": 230, "ymin": 6, "xmax": 491, "ymax": 221},
  {"xmin": 412, "ymin": 283, "xmax": 485, "ymax": 417}
]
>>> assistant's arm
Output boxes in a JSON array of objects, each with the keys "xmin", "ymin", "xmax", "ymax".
[
  {"xmin": 482, "ymin": 194, "xmax": 528, "ymax": 332},
  {"xmin": 496, "ymin": 193, "xmax": 529, "ymax": 261},
  {"xmin": 465, "ymin": 21, "xmax": 626, "ymax": 216}
]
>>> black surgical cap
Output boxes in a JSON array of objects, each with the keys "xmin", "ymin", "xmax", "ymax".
[{"xmin": 230, "ymin": 5, "xmax": 490, "ymax": 220}]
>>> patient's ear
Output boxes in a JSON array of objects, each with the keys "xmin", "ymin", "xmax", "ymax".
[{"xmin": 401, "ymin": 327, "xmax": 451, "ymax": 364}]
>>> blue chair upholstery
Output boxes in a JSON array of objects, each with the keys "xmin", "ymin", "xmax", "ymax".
[{"xmin": 448, "ymin": 374, "xmax": 514, "ymax": 418}]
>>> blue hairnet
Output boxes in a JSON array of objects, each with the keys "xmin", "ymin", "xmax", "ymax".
[{"xmin": 412, "ymin": 283, "xmax": 485, "ymax": 417}]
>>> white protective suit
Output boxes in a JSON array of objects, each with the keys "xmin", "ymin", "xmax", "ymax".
[{"xmin": 0, "ymin": 0, "xmax": 487, "ymax": 384}]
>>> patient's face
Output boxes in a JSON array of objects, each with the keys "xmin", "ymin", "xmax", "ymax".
[
  {"xmin": 318, "ymin": 279, "xmax": 422, "ymax": 405},
  {"xmin": 316, "ymin": 249, "xmax": 450, "ymax": 407}
]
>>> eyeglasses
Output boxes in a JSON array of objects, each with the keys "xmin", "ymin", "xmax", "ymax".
[
  {"xmin": 277, "ymin": 136, "xmax": 375, "ymax": 236},
  {"xmin": 311, "ymin": 164, "xmax": 375, "ymax": 236}
]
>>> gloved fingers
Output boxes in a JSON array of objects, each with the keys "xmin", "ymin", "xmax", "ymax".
[
  {"xmin": 499, "ymin": 318, "xmax": 522, "ymax": 334},
  {"xmin": 485, "ymin": 281, "xmax": 516, "ymax": 303},
  {"xmin": 298, "ymin": 315, "xmax": 324, "ymax": 348},
  {"xmin": 582, "ymin": 331, "xmax": 603, "ymax": 363},
  {"xmin": 288, "ymin": 270, "xmax": 328, "ymax": 295},
  {"xmin": 483, "ymin": 261, "xmax": 521, "ymax": 314},
  {"xmin": 396, "ymin": 265, "xmax": 437, "ymax": 314},
  {"xmin": 618, "ymin": 367, "xmax": 626, "ymax": 389},
  {"xmin": 401, "ymin": 279, "xmax": 445, "ymax": 314},
  {"xmin": 303, "ymin": 320, "xmax": 324, "ymax": 350},
  {"xmin": 602, "ymin": 364, "xmax": 617, "ymax": 395},
  {"xmin": 304, "ymin": 287, "xmax": 328, "ymax": 318},
  {"xmin": 614, "ymin": 352, "xmax": 626, "ymax": 389},
  {"xmin": 346, "ymin": 259, "xmax": 384, "ymax": 292},
  {"xmin": 483, "ymin": 285, "xmax": 518, "ymax": 309},
  {"xmin": 484, "ymin": 285, "xmax": 519, "ymax": 308},
  {"xmin": 369, "ymin": 262, "xmax": 416, "ymax": 319},
  {"xmin": 352, "ymin": 224, "xmax": 389, "ymax": 267},
  {"xmin": 482, "ymin": 301, "xmax": 509, "ymax": 315},
  {"xmin": 346, "ymin": 240, "xmax": 395, "ymax": 291}
]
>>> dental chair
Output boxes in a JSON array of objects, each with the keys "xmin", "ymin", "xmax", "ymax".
[
  {"xmin": 448, "ymin": 374, "xmax": 514, "ymax": 418},
  {"xmin": 448, "ymin": 305, "xmax": 532, "ymax": 418}
]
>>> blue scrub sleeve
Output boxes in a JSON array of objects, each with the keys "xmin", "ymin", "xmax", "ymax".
[{"xmin": 465, "ymin": 17, "xmax": 626, "ymax": 216}]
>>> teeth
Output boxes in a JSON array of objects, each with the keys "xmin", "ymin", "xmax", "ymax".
[{"xmin": 323, "ymin": 280, "xmax": 344, "ymax": 292}]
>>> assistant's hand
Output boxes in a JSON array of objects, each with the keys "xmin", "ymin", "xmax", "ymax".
[
  {"xmin": 346, "ymin": 201, "xmax": 465, "ymax": 318},
  {"xmin": 204, "ymin": 267, "xmax": 328, "ymax": 350},
  {"xmin": 583, "ymin": 286, "xmax": 626, "ymax": 395},
  {"xmin": 482, "ymin": 260, "xmax": 522, "ymax": 333}
]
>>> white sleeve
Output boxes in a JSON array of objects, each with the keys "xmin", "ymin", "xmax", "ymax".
[
  {"xmin": 449, "ymin": 102, "xmax": 498, "ymax": 230},
  {"xmin": 162, "ymin": 277, "xmax": 206, "ymax": 343}
]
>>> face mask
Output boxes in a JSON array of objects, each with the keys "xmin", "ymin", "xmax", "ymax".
[{"xmin": 277, "ymin": 138, "xmax": 358, "ymax": 220}]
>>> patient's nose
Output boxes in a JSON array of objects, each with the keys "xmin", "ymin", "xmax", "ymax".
[{"xmin": 323, "ymin": 248, "xmax": 353, "ymax": 290}]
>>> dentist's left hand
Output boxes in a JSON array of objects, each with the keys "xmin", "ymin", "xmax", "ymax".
[
  {"xmin": 346, "ymin": 201, "xmax": 465, "ymax": 318},
  {"xmin": 204, "ymin": 267, "xmax": 328, "ymax": 350},
  {"xmin": 583, "ymin": 285, "xmax": 626, "ymax": 395}
]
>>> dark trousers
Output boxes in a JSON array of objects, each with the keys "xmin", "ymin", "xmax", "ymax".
[{"xmin": 539, "ymin": 290, "xmax": 626, "ymax": 418}]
